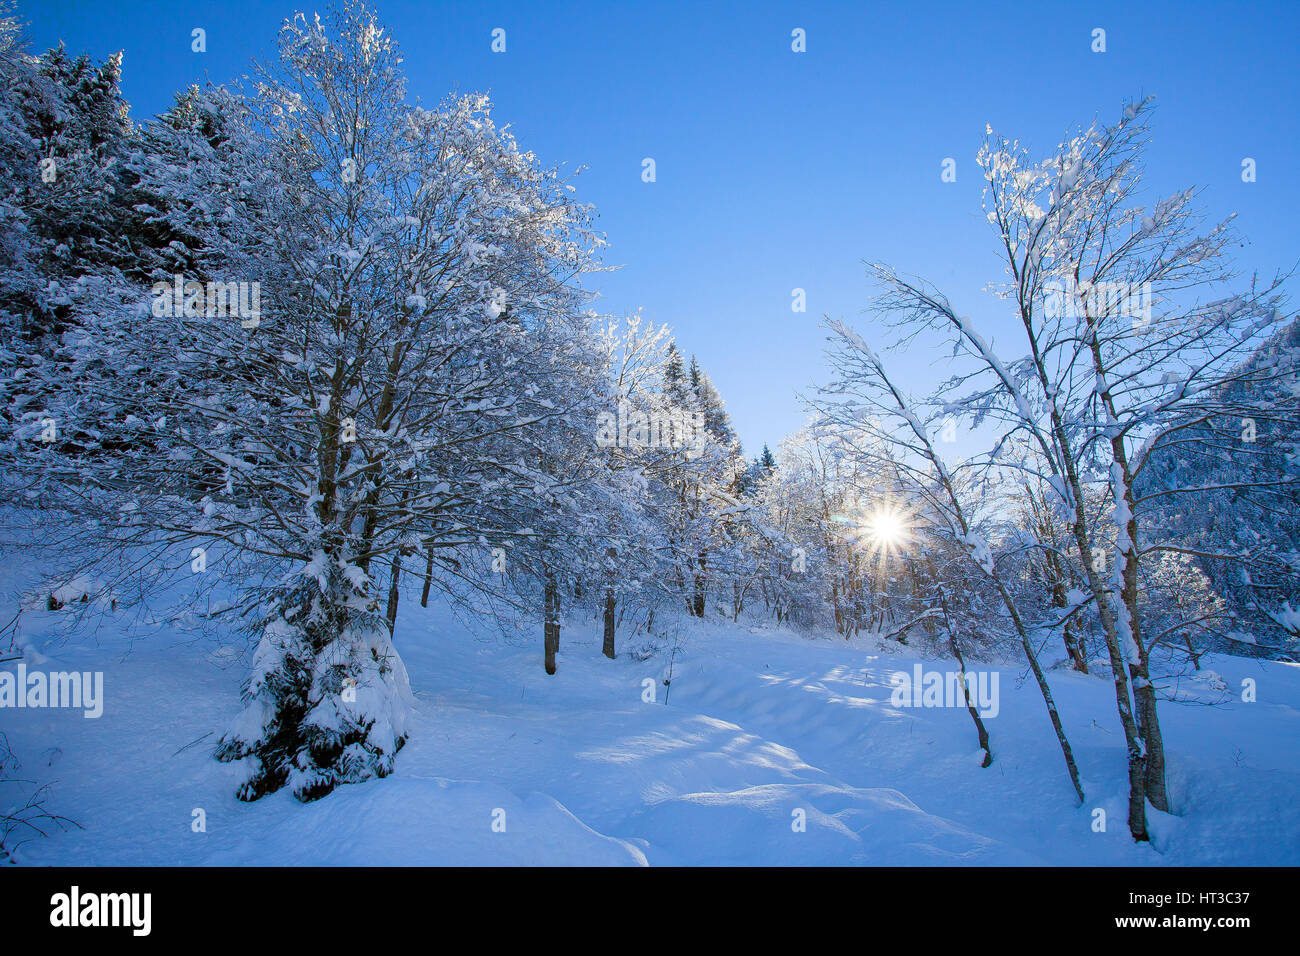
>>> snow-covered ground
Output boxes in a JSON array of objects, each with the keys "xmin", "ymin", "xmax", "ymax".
[{"xmin": 3, "ymin": 572, "xmax": 1299, "ymax": 866}]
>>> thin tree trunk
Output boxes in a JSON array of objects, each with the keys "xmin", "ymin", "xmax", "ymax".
[
  {"xmin": 1082, "ymin": 305, "xmax": 1169, "ymax": 822},
  {"xmin": 1032, "ymin": 340, "xmax": 1148, "ymax": 836},
  {"xmin": 1119, "ymin": 505, "xmax": 1168, "ymax": 813},
  {"xmin": 692, "ymin": 553, "xmax": 706, "ymax": 617},
  {"xmin": 920, "ymin": 558, "xmax": 992, "ymax": 769},
  {"xmin": 385, "ymin": 553, "xmax": 401, "ymax": 633},
  {"xmin": 831, "ymin": 578, "xmax": 843, "ymax": 635},
  {"xmin": 1047, "ymin": 552, "xmax": 1088, "ymax": 672},
  {"xmin": 544, "ymin": 572, "xmax": 559, "ymax": 675},
  {"xmin": 1135, "ymin": 654, "xmax": 1168, "ymax": 811},
  {"xmin": 1069, "ymin": 512, "xmax": 1147, "ymax": 838},
  {"xmin": 1111, "ymin": 409, "xmax": 1169, "ymax": 813},
  {"xmin": 420, "ymin": 546, "xmax": 434, "ymax": 608},
  {"xmin": 603, "ymin": 589, "xmax": 616, "ymax": 659},
  {"xmin": 602, "ymin": 546, "xmax": 616, "ymax": 659},
  {"xmin": 993, "ymin": 577, "xmax": 1086, "ymax": 802},
  {"xmin": 950, "ymin": 629, "xmax": 992, "ymax": 768}
]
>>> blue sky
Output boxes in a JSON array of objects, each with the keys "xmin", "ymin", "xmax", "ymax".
[{"xmin": 21, "ymin": 0, "xmax": 1300, "ymax": 458}]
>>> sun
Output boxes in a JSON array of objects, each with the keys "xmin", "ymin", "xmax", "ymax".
[
  {"xmin": 852, "ymin": 502, "xmax": 915, "ymax": 561},
  {"xmin": 830, "ymin": 498, "xmax": 914, "ymax": 563},
  {"xmin": 863, "ymin": 506, "xmax": 908, "ymax": 552}
]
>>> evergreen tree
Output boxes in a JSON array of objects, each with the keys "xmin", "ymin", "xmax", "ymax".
[{"xmin": 663, "ymin": 341, "xmax": 687, "ymax": 406}]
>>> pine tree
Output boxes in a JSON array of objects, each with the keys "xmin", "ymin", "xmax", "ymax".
[{"xmin": 663, "ymin": 342, "xmax": 687, "ymax": 406}]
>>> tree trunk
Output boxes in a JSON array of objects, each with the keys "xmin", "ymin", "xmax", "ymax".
[
  {"xmin": 1070, "ymin": 518, "xmax": 1148, "ymax": 839},
  {"xmin": 1084, "ymin": 315, "xmax": 1168, "ymax": 825},
  {"xmin": 602, "ymin": 546, "xmax": 617, "ymax": 659},
  {"xmin": 420, "ymin": 546, "xmax": 434, "ymax": 608},
  {"xmin": 603, "ymin": 589, "xmax": 616, "ymax": 659},
  {"xmin": 1135, "ymin": 653, "xmax": 1168, "ymax": 811},
  {"xmin": 988, "ymin": 572, "xmax": 1085, "ymax": 805},
  {"xmin": 831, "ymin": 579, "xmax": 843, "ymax": 635},
  {"xmin": 1112, "ymin": 440, "xmax": 1169, "ymax": 814},
  {"xmin": 1047, "ymin": 551, "xmax": 1088, "ymax": 672},
  {"xmin": 949, "ymin": 628, "xmax": 992, "ymax": 768},
  {"xmin": 692, "ymin": 553, "xmax": 706, "ymax": 617},
  {"xmin": 385, "ymin": 553, "xmax": 401, "ymax": 633},
  {"xmin": 1062, "ymin": 615, "xmax": 1087, "ymax": 673},
  {"xmin": 1040, "ymin": 385, "xmax": 1147, "ymax": 836},
  {"xmin": 544, "ymin": 572, "xmax": 559, "ymax": 675}
]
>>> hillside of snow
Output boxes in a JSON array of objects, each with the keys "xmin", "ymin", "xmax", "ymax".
[{"xmin": 3, "ymin": 567, "xmax": 1298, "ymax": 867}]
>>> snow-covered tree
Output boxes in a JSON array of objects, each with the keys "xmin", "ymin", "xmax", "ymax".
[
  {"xmin": 849, "ymin": 96, "xmax": 1291, "ymax": 839},
  {"xmin": 4, "ymin": 2, "xmax": 606, "ymax": 801}
]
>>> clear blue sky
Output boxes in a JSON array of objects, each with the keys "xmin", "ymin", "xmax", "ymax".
[{"xmin": 20, "ymin": 0, "xmax": 1300, "ymax": 458}]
